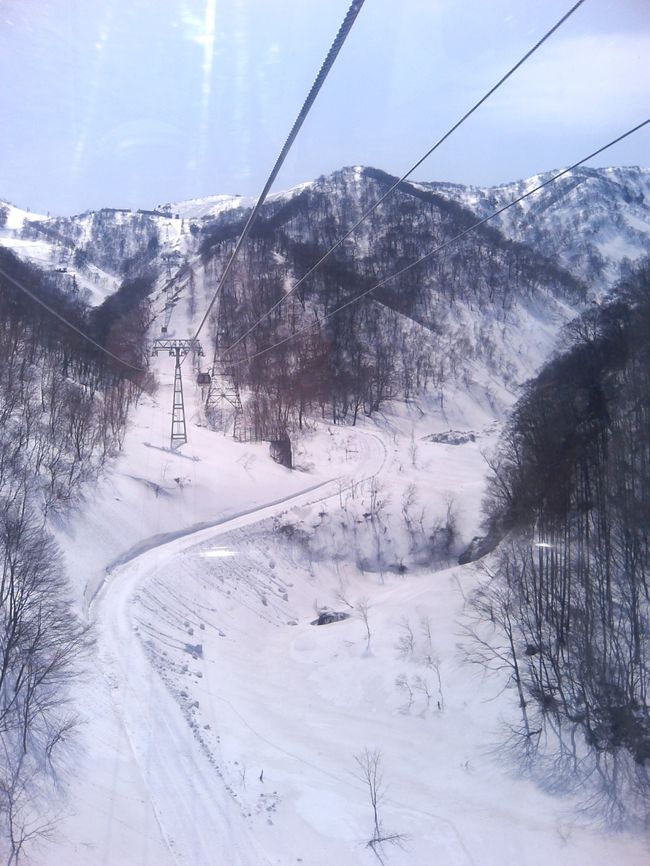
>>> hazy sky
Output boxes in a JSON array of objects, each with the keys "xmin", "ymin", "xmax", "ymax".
[{"xmin": 1, "ymin": 0, "xmax": 649, "ymax": 215}]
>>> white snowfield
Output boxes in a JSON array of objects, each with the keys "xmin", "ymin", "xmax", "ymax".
[
  {"xmin": 40, "ymin": 341, "xmax": 649, "ymax": 866},
  {"xmin": 0, "ymin": 201, "xmax": 123, "ymax": 305}
]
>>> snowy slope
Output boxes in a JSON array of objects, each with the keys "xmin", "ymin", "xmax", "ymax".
[
  {"xmin": 0, "ymin": 201, "xmax": 193, "ymax": 305},
  {"xmin": 4, "ymin": 164, "xmax": 650, "ymax": 862},
  {"xmin": 0, "ymin": 200, "xmax": 123, "ymax": 305},
  {"xmin": 33, "ymin": 281, "xmax": 647, "ymax": 866},
  {"xmin": 419, "ymin": 165, "xmax": 650, "ymax": 290},
  {"xmin": 0, "ymin": 201, "xmax": 52, "ymax": 269},
  {"xmin": 167, "ymin": 193, "xmax": 248, "ymax": 221},
  {"xmin": 0, "ymin": 200, "xmax": 48, "ymax": 230},
  {"xmin": 44, "ymin": 399, "xmax": 648, "ymax": 865},
  {"xmin": 4, "ymin": 163, "xmax": 649, "ymax": 313},
  {"xmin": 168, "ymin": 180, "xmax": 316, "ymax": 221}
]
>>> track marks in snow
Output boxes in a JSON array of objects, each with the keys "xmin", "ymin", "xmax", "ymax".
[
  {"xmin": 96, "ymin": 572, "xmax": 272, "ymax": 866},
  {"xmin": 91, "ymin": 427, "xmax": 389, "ymax": 864}
]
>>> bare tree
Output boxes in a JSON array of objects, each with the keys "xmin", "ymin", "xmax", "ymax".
[
  {"xmin": 0, "ymin": 499, "xmax": 90, "ymax": 863},
  {"xmin": 462, "ymin": 559, "xmax": 532, "ymax": 740},
  {"xmin": 335, "ymin": 578, "xmax": 354, "ymax": 610},
  {"xmin": 395, "ymin": 617, "xmax": 416, "ymax": 660},
  {"xmin": 408, "ymin": 430, "xmax": 418, "ymax": 468},
  {"xmin": 368, "ymin": 478, "xmax": 388, "ymax": 519},
  {"xmin": 353, "ymin": 749, "xmax": 405, "ymax": 862},
  {"xmin": 356, "ymin": 598, "xmax": 372, "ymax": 652},
  {"xmin": 412, "ymin": 675, "xmax": 432, "ymax": 709},
  {"xmin": 420, "ymin": 616, "xmax": 444, "ymax": 710},
  {"xmin": 394, "ymin": 674, "xmax": 413, "ymax": 712}
]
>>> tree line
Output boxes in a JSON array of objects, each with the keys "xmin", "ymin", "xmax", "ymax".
[
  {"xmin": 0, "ymin": 248, "xmax": 150, "ymax": 861},
  {"xmin": 473, "ymin": 260, "xmax": 650, "ymax": 824},
  {"xmin": 198, "ymin": 167, "xmax": 585, "ymax": 436}
]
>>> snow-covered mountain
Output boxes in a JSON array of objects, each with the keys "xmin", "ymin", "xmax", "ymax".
[
  {"xmin": 4, "ymin": 163, "xmax": 649, "ymax": 431},
  {"xmin": 424, "ymin": 165, "xmax": 650, "ymax": 290},
  {"xmin": 182, "ymin": 163, "xmax": 650, "ymax": 293},
  {"xmin": 188, "ymin": 165, "xmax": 587, "ymax": 426},
  {"xmin": 2, "ymin": 164, "xmax": 650, "ymax": 865},
  {"xmin": 4, "ymin": 164, "xmax": 649, "ymax": 309}
]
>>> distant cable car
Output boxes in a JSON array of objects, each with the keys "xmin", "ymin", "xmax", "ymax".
[
  {"xmin": 197, "ymin": 372, "xmax": 211, "ymax": 386},
  {"xmin": 161, "ymin": 325, "xmax": 168, "ymax": 334}
]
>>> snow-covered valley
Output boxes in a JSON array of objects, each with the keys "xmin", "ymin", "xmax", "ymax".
[
  {"xmin": 35, "ymin": 346, "xmax": 647, "ymax": 866},
  {"xmin": 2, "ymin": 163, "xmax": 650, "ymax": 864}
]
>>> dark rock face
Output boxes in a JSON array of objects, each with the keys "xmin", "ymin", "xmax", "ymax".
[
  {"xmin": 458, "ymin": 532, "xmax": 500, "ymax": 565},
  {"xmin": 311, "ymin": 610, "xmax": 350, "ymax": 626}
]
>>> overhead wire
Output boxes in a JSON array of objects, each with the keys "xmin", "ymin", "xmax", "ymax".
[
  {"xmin": 0, "ymin": 263, "xmax": 147, "ymax": 373},
  {"xmin": 0, "ymin": 0, "xmax": 365, "ymax": 380},
  {"xmin": 226, "ymin": 117, "xmax": 650, "ymax": 366},
  {"xmin": 219, "ymin": 0, "xmax": 586, "ymax": 359},
  {"xmin": 188, "ymin": 0, "xmax": 366, "ymax": 348},
  {"xmin": 0, "ymin": 0, "xmax": 584, "ymax": 379},
  {"xmin": 0, "ymin": 213, "xmax": 192, "ymax": 374}
]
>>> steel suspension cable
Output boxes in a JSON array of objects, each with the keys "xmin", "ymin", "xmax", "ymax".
[
  {"xmin": 231, "ymin": 117, "xmax": 650, "ymax": 365},
  {"xmin": 0, "ymin": 264, "xmax": 147, "ymax": 373},
  {"xmin": 188, "ymin": 0, "xmax": 366, "ymax": 347},
  {"xmin": 220, "ymin": 0, "xmax": 586, "ymax": 359}
]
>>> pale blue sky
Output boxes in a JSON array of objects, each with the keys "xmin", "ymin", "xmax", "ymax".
[{"xmin": 1, "ymin": 0, "xmax": 649, "ymax": 215}]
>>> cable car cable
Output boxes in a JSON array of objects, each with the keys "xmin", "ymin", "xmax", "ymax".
[
  {"xmin": 188, "ymin": 0, "xmax": 367, "ymax": 349},
  {"xmin": 228, "ymin": 117, "xmax": 650, "ymax": 366},
  {"xmin": 220, "ymin": 0, "xmax": 586, "ymax": 359},
  {"xmin": 0, "ymin": 264, "xmax": 148, "ymax": 373}
]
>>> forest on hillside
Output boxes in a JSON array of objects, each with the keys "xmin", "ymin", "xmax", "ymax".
[
  {"xmin": 472, "ymin": 260, "xmax": 650, "ymax": 823},
  {"xmin": 3, "ymin": 164, "xmax": 650, "ymax": 838},
  {"xmin": 198, "ymin": 168, "xmax": 585, "ymax": 436},
  {"xmin": 0, "ymin": 249, "xmax": 151, "ymax": 858}
]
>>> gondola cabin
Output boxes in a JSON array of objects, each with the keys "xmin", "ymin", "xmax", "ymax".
[
  {"xmin": 161, "ymin": 325, "xmax": 168, "ymax": 334},
  {"xmin": 197, "ymin": 372, "xmax": 211, "ymax": 386}
]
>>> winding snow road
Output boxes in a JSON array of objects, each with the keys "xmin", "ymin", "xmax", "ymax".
[{"xmin": 91, "ymin": 428, "xmax": 388, "ymax": 865}]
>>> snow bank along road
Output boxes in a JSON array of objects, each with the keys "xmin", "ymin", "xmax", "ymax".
[{"xmin": 90, "ymin": 428, "xmax": 387, "ymax": 866}]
